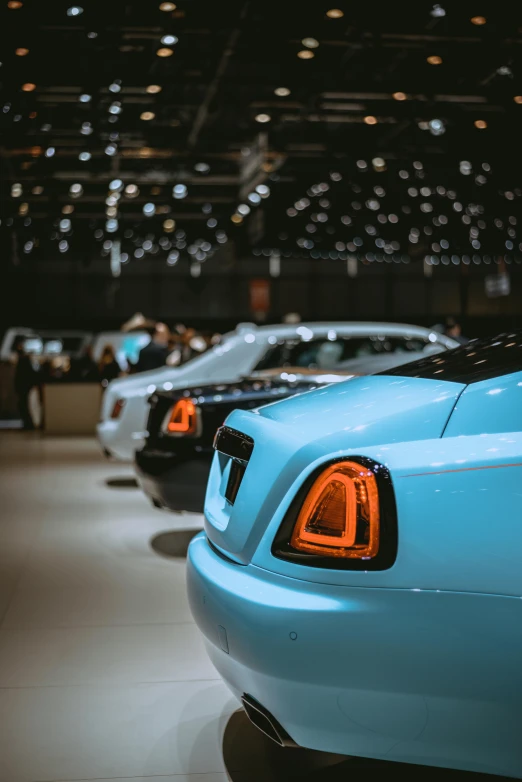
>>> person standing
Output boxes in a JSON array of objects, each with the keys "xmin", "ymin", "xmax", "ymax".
[
  {"xmin": 135, "ymin": 323, "xmax": 171, "ymax": 372},
  {"xmin": 98, "ymin": 345, "xmax": 122, "ymax": 387},
  {"xmin": 13, "ymin": 341, "xmax": 40, "ymax": 429}
]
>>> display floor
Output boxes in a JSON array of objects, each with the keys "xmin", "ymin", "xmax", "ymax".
[{"xmin": 0, "ymin": 434, "xmax": 508, "ymax": 782}]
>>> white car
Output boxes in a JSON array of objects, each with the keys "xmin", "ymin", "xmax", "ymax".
[{"xmin": 97, "ymin": 322, "xmax": 457, "ymax": 461}]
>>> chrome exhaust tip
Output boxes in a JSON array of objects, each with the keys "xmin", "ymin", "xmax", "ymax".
[{"xmin": 241, "ymin": 694, "xmax": 298, "ymax": 748}]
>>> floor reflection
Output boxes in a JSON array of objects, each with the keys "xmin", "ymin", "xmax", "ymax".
[
  {"xmin": 223, "ymin": 710, "xmax": 510, "ymax": 781},
  {"xmin": 150, "ymin": 529, "xmax": 200, "ymax": 559}
]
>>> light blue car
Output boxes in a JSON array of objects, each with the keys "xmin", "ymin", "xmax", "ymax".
[{"xmin": 187, "ymin": 332, "xmax": 522, "ymax": 778}]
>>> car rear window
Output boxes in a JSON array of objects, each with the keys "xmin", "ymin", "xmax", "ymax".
[{"xmin": 380, "ymin": 332, "xmax": 522, "ymax": 384}]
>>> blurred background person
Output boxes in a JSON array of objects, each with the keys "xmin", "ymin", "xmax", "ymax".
[
  {"xmin": 13, "ymin": 339, "xmax": 40, "ymax": 429},
  {"xmin": 445, "ymin": 316, "xmax": 469, "ymax": 345},
  {"xmin": 72, "ymin": 344, "xmax": 98, "ymax": 382},
  {"xmin": 135, "ymin": 322, "xmax": 171, "ymax": 372},
  {"xmin": 98, "ymin": 345, "xmax": 122, "ymax": 387}
]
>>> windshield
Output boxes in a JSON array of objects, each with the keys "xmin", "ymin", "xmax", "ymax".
[{"xmin": 254, "ymin": 334, "xmax": 436, "ymax": 372}]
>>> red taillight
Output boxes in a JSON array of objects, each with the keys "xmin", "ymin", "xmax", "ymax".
[
  {"xmin": 110, "ymin": 398, "xmax": 125, "ymax": 419},
  {"xmin": 290, "ymin": 460, "xmax": 380, "ymax": 559},
  {"xmin": 165, "ymin": 399, "xmax": 198, "ymax": 436}
]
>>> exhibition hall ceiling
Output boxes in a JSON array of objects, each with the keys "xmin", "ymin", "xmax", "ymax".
[{"xmin": 1, "ymin": 0, "xmax": 522, "ymax": 265}]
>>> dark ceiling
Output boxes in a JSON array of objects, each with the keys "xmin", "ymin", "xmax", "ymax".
[{"xmin": 1, "ymin": 0, "xmax": 522, "ymax": 267}]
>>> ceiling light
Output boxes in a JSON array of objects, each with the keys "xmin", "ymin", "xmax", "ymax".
[
  {"xmin": 156, "ymin": 47, "xmax": 173, "ymax": 57},
  {"xmin": 106, "ymin": 219, "xmax": 118, "ymax": 233},
  {"xmin": 474, "ymin": 119, "xmax": 487, "ymax": 129},
  {"xmin": 427, "ymin": 55, "xmax": 442, "ymax": 65},
  {"xmin": 79, "ymin": 151, "xmax": 91, "ymax": 161},
  {"xmin": 231, "ymin": 214, "xmax": 243, "ymax": 224},
  {"xmin": 79, "ymin": 93, "xmax": 91, "ymax": 103},
  {"xmin": 67, "ymin": 5, "xmax": 83, "ymax": 15},
  {"xmin": 21, "ymin": 83, "xmax": 36, "ymax": 92},
  {"xmin": 11, "ymin": 183, "xmax": 22, "ymax": 197},
  {"xmin": 109, "ymin": 102, "xmax": 122, "ymax": 114},
  {"xmin": 69, "ymin": 183, "xmax": 83, "ymax": 197},
  {"xmin": 161, "ymin": 34, "xmax": 178, "ymax": 45},
  {"xmin": 125, "ymin": 184, "xmax": 139, "ymax": 196},
  {"xmin": 194, "ymin": 162, "xmax": 210, "ymax": 173},
  {"xmin": 59, "ymin": 219, "xmax": 72, "ymax": 232},
  {"xmin": 297, "ymin": 50, "xmax": 315, "ymax": 59},
  {"xmin": 8, "ymin": 2, "xmax": 23, "ymax": 8},
  {"xmin": 45, "ymin": 146, "xmax": 55, "ymax": 158},
  {"xmin": 248, "ymin": 192, "xmax": 261, "ymax": 204},
  {"xmin": 173, "ymin": 183, "xmax": 187, "ymax": 199},
  {"xmin": 15, "ymin": 47, "xmax": 29, "ymax": 56},
  {"xmin": 105, "ymin": 144, "xmax": 117, "ymax": 155},
  {"xmin": 143, "ymin": 202, "xmax": 155, "ymax": 216},
  {"xmin": 514, "ymin": 96, "xmax": 522, "ymax": 104},
  {"xmin": 146, "ymin": 84, "xmax": 162, "ymax": 93},
  {"xmin": 428, "ymin": 118, "xmax": 445, "ymax": 135},
  {"xmin": 140, "ymin": 111, "xmax": 155, "ymax": 120},
  {"xmin": 159, "ymin": 1, "xmax": 176, "ymax": 9},
  {"xmin": 471, "ymin": 15, "xmax": 486, "ymax": 25},
  {"xmin": 326, "ymin": 9, "xmax": 344, "ymax": 18},
  {"xmin": 372, "ymin": 157, "xmax": 386, "ymax": 171},
  {"xmin": 430, "ymin": 4, "xmax": 445, "ymax": 17},
  {"xmin": 274, "ymin": 87, "xmax": 291, "ymax": 96},
  {"xmin": 109, "ymin": 81, "xmax": 121, "ymax": 93},
  {"xmin": 364, "ymin": 115, "xmax": 377, "ymax": 125},
  {"xmin": 32, "ymin": 186, "xmax": 43, "ymax": 195},
  {"xmin": 302, "ymin": 37, "xmax": 319, "ymax": 48},
  {"xmin": 255, "ymin": 184, "xmax": 270, "ymax": 196},
  {"xmin": 163, "ymin": 218, "xmax": 176, "ymax": 232},
  {"xmin": 109, "ymin": 179, "xmax": 123, "ymax": 191},
  {"xmin": 62, "ymin": 204, "xmax": 74, "ymax": 214},
  {"xmin": 81, "ymin": 121, "xmax": 93, "ymax": 135},
  {"xmin": 392, "ymin": 91, "xmax": 407, "ymax": 101},
  {"xmin": 87, "ymin": 31, "xmax": 97, "ymax": 38},
  {"xmin": 255, "ymin": 113, "xmax": 271, "ymax": 123}
]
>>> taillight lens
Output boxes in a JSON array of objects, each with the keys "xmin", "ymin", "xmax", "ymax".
[
  {"xmin": 165, "ymin": 398, "xmax": 199, "ymax": 436},
  {"xmin": 290, "ymin": 460, "xmax": 380, "ymax": 559},
  {"xmin": 110, "ymin": 398, "xmax": 125, "ymax": 419}
]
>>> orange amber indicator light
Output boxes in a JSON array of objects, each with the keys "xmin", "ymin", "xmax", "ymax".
[
  {"xmin": 291, "ymin": 460, "xmax": 380, "ymax": 558},
  {"xmin": 167, "ymin": 399, "xmax": 197, "ymax": 434}
]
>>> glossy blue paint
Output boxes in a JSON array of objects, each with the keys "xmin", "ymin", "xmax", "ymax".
[
  {"xmin": 443, "ymin": 369, "xmax": 522, "ymax": 437},
  {"xmin": 188, "ymin": 369, "xmax": 522, "ymax": 777}
]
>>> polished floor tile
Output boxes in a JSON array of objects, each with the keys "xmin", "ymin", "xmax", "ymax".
[{"xmin": 0, "ymin": 433, "xmax": 235, "ymax": 782}]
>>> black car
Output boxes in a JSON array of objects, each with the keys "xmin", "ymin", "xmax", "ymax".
[{"xmin": 134, "ymin": 368, "xmax": 352, "ymax": 512}]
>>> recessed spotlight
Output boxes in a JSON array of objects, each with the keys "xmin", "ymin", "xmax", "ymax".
[
  {"xmin": 45, "ymin": 146, "xmax": 56, "ymax": 158},
  {"xmin": 67, "ymin": 6, "xmax": 83, "ymax": 16},
  {"xmin": 79, "ymin": 151, "xmax": 91, "ymax": 161},
  {"xmin": 326, "ymin": 8, "xmax": 344, "ymax": 18},
  {"xmin": 255, "ymin": 113, "xmax": 271, "ymax": 123},
  {"xmin": 109, "ymin": 102, "xmax": 122, "ymax": 114},
  {"xmin": 109, "ymin": 179, "xmax": 123, "ymax": 191},
  {"xmin": 274, "ymin": 87, "xmax": 291, "ymax": 96},
  {"xmin": 156, "ymin": 47, "xmax": 173, "ymax": 57},
  {"xmin": 364, "ymin": 115, "xmax": 378, "ymax": 125},
  {"xmin": 105, "ymin": 144, "xmax": 117, "ymax": 155},
  {"xmin": 8, "ymin": 1, "xmax": 23, "ymax": 8},
  {"xmin": 161, "ymin": 34, "xmax": 178, "ymax": 45},
  {"xmin": 471, "ymin": 15, "xmax": 486, "ymax": 25},
  {"xmin": 79, "ymin": 93, "xmax": 92, "ymax": 103},
  {"xmin": 514, "ymin": 95, "xmax": 522, "ymax": 104},
  {"xmin": 474, "ymin": 119, "xmax": 487, "ymax": 129},
  {"xmin": 81, "ymin": 121, "xmax": 93, "ymax": 135},
  {"xmin": 32, "ymin": 186, "xmax": 43, "ymax": 194},
  {"xmin": 146, "ymin": 84, "xmax": 162, "ymax": 93},
  {"xmin": 427, "ymin": 55, "xmax": 442, "ymax": 65},
  {"xmin": 163, "ymin": 218, "xmax": 176, "ymax": 232},
  {"xmin": 302, "ymin": 37, "xmax": 319, "ymax": 48},
  {"xmin": 231, "ymin": 214, "xmax": 243, "ymax": 224},
  {"xmin": 297, "ymin": 49, "xmax": 315, "ymax": 59},
  {"xmin": 143, "ymin": 202, "xmax": 156, "ymax": 216},
  {"xmin": 109, "ymin": 81, "xmax": 121, "ymax": 93},
  {"xmin": 159, "ymin": 1, "xmax": 176, "ymax": 9},
  {"xmin": 430, "ymin": 4, "xmax": 446, "ymax": 17},
  {"xmin": 194, "ymin": 162, "xmax": 210, "ymax": 173},
  {"xmin": 140, "ymin": 111, "xmax": 155, "ymax": 120},
  {"xmin": 69, "ymin": 183, "xmax": 83, "ymax": 197},
  {"xmin": 392, "ymin": 91, "xmax": 407, "ymax": 101},
  {"xmin": 15, "ymin": 47, "xmax": 29, "ymax": 56},
  {"xmin": 21, "ymin": 82, "xmax": 35, "ymax": 92},
  {"xmin": 173, "ymin": 183, "xmax": 188, "ymax": 199},
  {"xmin": 125, "ymin": 183, "xmax": 139, "ymax": 196},
  {"xmin": 62, "ymin": 204, "xmax": 74, "ymax": 214},
  {"xmin": 428, "ymin": 118, "xmax": 445, "ymax": 135}
]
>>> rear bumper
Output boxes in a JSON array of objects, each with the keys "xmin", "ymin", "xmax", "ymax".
[
  {"xmin": 187, "ymin": 532, "xmax": 522, "ymax": 778},
  {"xmin": 96, "ymin": 420, "xmax": 144, "ymax": 462},
  {"xmin": 134, "ymin": 446, "xmax": 211, "ymax": 512}
]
